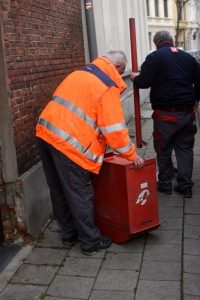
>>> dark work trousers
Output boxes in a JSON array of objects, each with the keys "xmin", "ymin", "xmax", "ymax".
[
  {"xmin": 152, "ymin": 109, "xmax": 197, "ymax": 190},
  {"xmin": 38, "ymin": 139, "xmax": 102, "ymax": 248}
]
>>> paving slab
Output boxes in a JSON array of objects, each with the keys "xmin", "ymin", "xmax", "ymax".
[
  {"xmin": 94, "ymin": 269, "xmax": 138, "ymax": 291},
  {"xmin": 101, "ymin": 252, "xmax": 142, "ymax": 270},
  {"xmin": 108, "ymin": 236, "xmax": 145, "ymax": 253},
  {"xmin": 185, "ymin": 215, "xmax": 200, "ymax": 226},
  {"xmin": 89, "ymin": 290, "xmax": 135, "ymax": 300},
  {"xmin": 184, "ymin": 255, "xmax": 200, "ymax": 274},
  {"xmin": 143, "ymin": 243, "xmax": 181, "ymax": 261},
  {"xmin": 184, "ymin": 273, "xmax": 200, "ymax": 296},
  {"xmin": 47, "ymin": 274, "xmax": 95, "ymax": 299},
  {"xmin": 184, "ymin": 239, "xmax": 200, "ymax": 255},
  {"xmin": 135, "ymin": 280, "xmax": 180, "ymax": 300},
  {"xmin": 184, "ymin": 295, "xmax": 200, "ymax": 300},
  {"xmin": 158, "ymin": 197, "xmax": 183, "ymax": 207},
  {"xmin": 24, "ymin": 247, "xmax": 67, "ymax": 265},
  {"xmin": 58, "ymin": 257, "xmax": 102, "ymax": 277},
  {"xmin": 11, "ymin": 264, "xmax": 58, "ymax": 285},
  {"xmin": 140, "ymin": 261, "xmax": 181, "ymax": 280},
  {"xmin": 146, "ymin": 229, "xmax": 182, "ymax": 244},
  {"xmin": 185, "ymin": 203, "xmax": 200, "ymax": 214},
  {"xmin": 184, "ymin": 225, "xmax": 200, "ymax": 240},
  {"xmin": 159, "ymin": 206, "xmax": 183, "ymax": 218},
  {"xmin": 0, "ymin": 283, "xmax": 46, "ymax": 300},
  {"xmin": 158, "ymin": 217, "xmax": 183, "ymax": 230},
  {"xmin": 45, "ymin": 297, "xmax": 82, "ymax": 300}
]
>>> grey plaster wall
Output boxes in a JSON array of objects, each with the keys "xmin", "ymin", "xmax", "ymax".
[{"xmin": 20, "ymin": 162, "xmax": 52, "ymax": 236}]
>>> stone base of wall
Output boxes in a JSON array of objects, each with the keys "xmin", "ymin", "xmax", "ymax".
[
  {"xmin": 19, "ymin": 162, "xmax": 53, "ymax": 236},
  {"xmin": 0, "ymin": 162, "xmax": 52, "ymax": 242}
]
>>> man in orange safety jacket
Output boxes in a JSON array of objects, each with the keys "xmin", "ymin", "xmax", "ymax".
[{"xmin": 36, "ymin": 50, "xmax": 144, "ymax": 255}]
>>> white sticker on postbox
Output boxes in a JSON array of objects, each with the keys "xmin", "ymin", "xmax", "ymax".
[{"xmin": 141, "ymin": 182, "xmax": 148, "ymax": 189}]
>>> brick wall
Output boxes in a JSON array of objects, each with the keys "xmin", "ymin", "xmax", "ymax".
[
  {"xmin": 0, "ymin": 149, "xmax": 3, "ymax": 186},
  {"xmin": 1, "ymin": 0, "xmax": 85, "ymax": 175}
]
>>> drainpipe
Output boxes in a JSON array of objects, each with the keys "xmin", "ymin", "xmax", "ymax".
[{"xmin": 84, "ymin": 0, "xmax": 98, "ymax": 61}]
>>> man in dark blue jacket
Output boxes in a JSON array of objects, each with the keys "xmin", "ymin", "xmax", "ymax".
[{"xmin": 131, "ymin": 31, "xmax": 200, "ymax": 198}]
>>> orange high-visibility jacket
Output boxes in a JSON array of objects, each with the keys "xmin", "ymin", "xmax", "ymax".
[{"xmin": 36, "ymin": 57, "xmax": 137, "ymax": 174}]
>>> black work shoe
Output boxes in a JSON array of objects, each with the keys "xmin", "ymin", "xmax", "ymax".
[
  {"xmin": 174, "ymin": 185, "xmax": 192, "ymax": 198},
  {"xmin": 62, "ymin": 235, "xmax": 78, "ymax": 246},
  {"xmin": 157, "ymin": 185, "xmax": 172, "ymax": 195},
  {"xmin": 83, "ymin": 236, "xmax": 112, "ymax": 256}
]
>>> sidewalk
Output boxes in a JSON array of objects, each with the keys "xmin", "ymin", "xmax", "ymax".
[{"xmin": 0, "ymin": 105, "xmax": 200, "ymax": 300}]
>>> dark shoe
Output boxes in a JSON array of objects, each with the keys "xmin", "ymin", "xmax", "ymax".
[
  {"xmin": 174, "ymin": 185, "xmax": 192, "ymax": 198},
  {"xmin": 83, "ymin": 236, "xmax": 112, "ymax": 256},
  {"xmin": 62, "ymin": 235, "xmax": 78, "ymax": 246},
  {"xmin": 157, "ymin": 185, "xmax": 172, "ymax": 195}
]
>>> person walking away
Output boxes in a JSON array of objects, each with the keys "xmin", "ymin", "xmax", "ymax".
[
  {"xmin": 130, "ymin": 31, "xmax": 200, "ymax": 198},
  {"xmin": 36, "ymin": 50, "xmax": 144, "ymax": 255}
]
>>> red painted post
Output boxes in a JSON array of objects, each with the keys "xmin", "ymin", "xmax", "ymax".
[{"xmin": 129, "ymin": 18, "xmax": 144, "ymax": 148}]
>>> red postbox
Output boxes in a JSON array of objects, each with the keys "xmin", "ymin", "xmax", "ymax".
[{"xmin": 93, "ymin": 155, "xmax": 160, "ymax": 244}]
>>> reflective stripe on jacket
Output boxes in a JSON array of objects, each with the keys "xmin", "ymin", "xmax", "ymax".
[{"xmin": 36, "ymin": 56, "xmax": 137, "ymax": 173}]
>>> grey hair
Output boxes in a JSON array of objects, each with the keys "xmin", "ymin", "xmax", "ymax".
[
  {"xmin": 153, "ymin": 31, "xmax": 174, "ymax": 47},
  {"xmin": 104, "ymin": 50, "xmax": 127, "ymax": 66}
]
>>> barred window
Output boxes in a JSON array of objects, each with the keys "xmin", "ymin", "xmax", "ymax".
[
  {"xmin": 155, "ymin": 0, "xmax": 159, "ymax": 17},
  {"xmin": 146, "ymin": 0, "xmax": 150, "ymax": 16},
  {"xmin": 164, "ymin": 0, "xmax": 168, "ymax": 17}
]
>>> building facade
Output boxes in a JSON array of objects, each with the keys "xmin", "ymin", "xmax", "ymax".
[
  {"xmin": 146, "ymin": 0, "xmax": 200, "ymax": 54},
  {"xmin": 0, "ymin": 0, "xmax": 85, "ymax": 242},
  {"xmin": 146, "ymin": 0, "xmax": 175, "ymax": 51},
  {"xmin": 174, "ymin": 0, "xmax": 200, "ymax": 54}
]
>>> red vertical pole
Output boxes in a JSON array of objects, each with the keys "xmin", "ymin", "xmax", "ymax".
[{"xmin": 129, "ymin": 18, "xmax": 143, "ymax": 148}]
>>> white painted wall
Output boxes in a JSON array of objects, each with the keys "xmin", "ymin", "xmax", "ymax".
[
  {"xmin": 91, "ymin": 0, "xmax": 149, "ymax": 122},
  {"xmin": 93, "ymin": 0, "xmax": 149, "ymax": 70}
]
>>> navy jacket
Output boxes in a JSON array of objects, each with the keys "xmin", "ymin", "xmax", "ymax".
[{"xmin": 134, "ymin": 42, "xmax": 200, "ymax": 109}]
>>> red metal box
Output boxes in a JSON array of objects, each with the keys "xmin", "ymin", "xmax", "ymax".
[{"xmin": 92, "ymin": 155, "xmax": 160, "ymax": 243}]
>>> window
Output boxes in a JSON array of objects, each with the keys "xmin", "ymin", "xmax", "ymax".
[
  {"xmin": 146, "ymin": 0, "xmax": 150, "ymax": 16},
  {"xmin": 149, "ymin": 32, "xmax": 152, "ymax": 50},
  {"xmin": 155, "ymin": 0, "xmax": 159, "ymax": 17},
  {"xmin": 181, "ymin": 6, "xmax": 186, "ymax": 20},
  {"xmin": 164, "ymin": 0, "xmax": 168, "ymax": 17}
]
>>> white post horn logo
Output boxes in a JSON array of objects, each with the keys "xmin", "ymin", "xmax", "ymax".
[{"xmin": 136, "ymin": 189, "xmax": 150, "ymax": 206}]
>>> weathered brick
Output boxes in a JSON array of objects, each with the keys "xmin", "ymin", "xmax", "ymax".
[{"xmin": 1, "ymin": 0, "xmax": 85, "ymax": 175}]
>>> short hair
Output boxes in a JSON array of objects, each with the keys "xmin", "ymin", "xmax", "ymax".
[
  {"xmin": 153, "ymin": 31, "xmax": 174, "ymax": 47},
  {"xmin": 104, "ymin": 50, "xmax": 127, "ymax": 67}
]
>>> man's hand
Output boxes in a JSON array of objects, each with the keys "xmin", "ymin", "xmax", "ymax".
[
  {"xmin": 130, "ymin": 72, "xmax": 139, "ymax": 81},
  {"xmin": 133, "ymin": 154, "xmax": 144, "ymax": 169}
]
